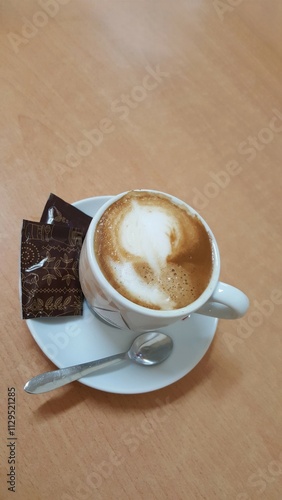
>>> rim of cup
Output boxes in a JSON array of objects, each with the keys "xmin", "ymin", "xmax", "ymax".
[{"xmin": 85, "ymin": 189, "xmax": 221, "ymax": 318}]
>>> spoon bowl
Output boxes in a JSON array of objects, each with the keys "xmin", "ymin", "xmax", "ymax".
[
  {"xmin": 24, "ymin": 331, "xmax": 173, "ymax": 394},
  {"xmin": 127, "ymin": 331, "xmax": 173, "ymax": 366}
]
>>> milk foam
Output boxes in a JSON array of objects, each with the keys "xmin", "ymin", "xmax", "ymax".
[
  {"xmin": 110, "ymin": 260, "xmax": 175, "ymax": 309},
  {"xmin": 94, "ymin": 191, "xmax": 213, "ymax": 310},
  {"xmin": 120, "ymin": 201, "xmax": 179, "ymax": 277}
]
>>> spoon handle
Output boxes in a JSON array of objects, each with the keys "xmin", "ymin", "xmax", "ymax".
[{"xmin": 24, "ymin": 352, "xmax": 126, "ymax": 394}]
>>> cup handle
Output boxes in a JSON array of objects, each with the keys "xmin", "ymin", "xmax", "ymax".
[{"xmin": 195, "ymin": 282, "xmax": 249, "ymax": 319}]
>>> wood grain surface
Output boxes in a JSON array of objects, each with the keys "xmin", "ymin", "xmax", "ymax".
[{"xmin": 0, "ymin": 1, "xmax": 281, "ymax": 499}]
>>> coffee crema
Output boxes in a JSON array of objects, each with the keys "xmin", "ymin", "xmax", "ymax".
[{"xmin": 94, "ymin": 191, "xmax": 213, "ymax": 310}]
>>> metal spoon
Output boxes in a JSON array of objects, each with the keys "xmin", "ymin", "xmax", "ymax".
[{"xmin": 24, "ymin": 331, "xmax": 173, "ymax": 394}]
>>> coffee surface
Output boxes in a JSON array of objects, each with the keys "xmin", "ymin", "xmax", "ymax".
[{"xmin": 94, "ymin": 191, "xmax": 213, "ymax": 310}]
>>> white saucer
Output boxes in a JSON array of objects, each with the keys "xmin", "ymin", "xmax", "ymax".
[{"xmin": 26, "ymin": 196, "xmax": 218, "ymax": 394}]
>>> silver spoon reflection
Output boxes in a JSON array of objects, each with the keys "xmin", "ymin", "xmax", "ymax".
[{"xmin": 24, "ymin": 331, "xmax": 173, "ymax": 394}]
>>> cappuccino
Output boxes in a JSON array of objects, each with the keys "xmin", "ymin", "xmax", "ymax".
[{"xmin": 94, "ymin": 191, "xmax": 213, "ymax": 310}]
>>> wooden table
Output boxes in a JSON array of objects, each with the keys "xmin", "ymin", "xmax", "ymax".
[{"xmin": 1, "ymin": 1, "xmax": 281, "ymax": 499}]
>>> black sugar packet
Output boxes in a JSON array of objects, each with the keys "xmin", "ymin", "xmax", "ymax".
[
  {"xmin": 40, "ymin": 193, "xmax": 92, "ymax": 232},
  {"xmin": 20, "ymin": 194, "xmax": 92, "ymax": 319}
]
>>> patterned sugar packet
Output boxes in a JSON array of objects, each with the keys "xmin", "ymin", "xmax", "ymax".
[
  {"xmin": 20, "ymin": 220, "xmax": 84, "ymax": 319},
  {"xmin": 40, "ymin": 193, "xmax": 92, "ymax": 237}
]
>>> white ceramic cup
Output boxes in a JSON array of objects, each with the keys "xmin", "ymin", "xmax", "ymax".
[{"xmin": 79, "ymin": 190, "xmax": 249, "ymax": 332}]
